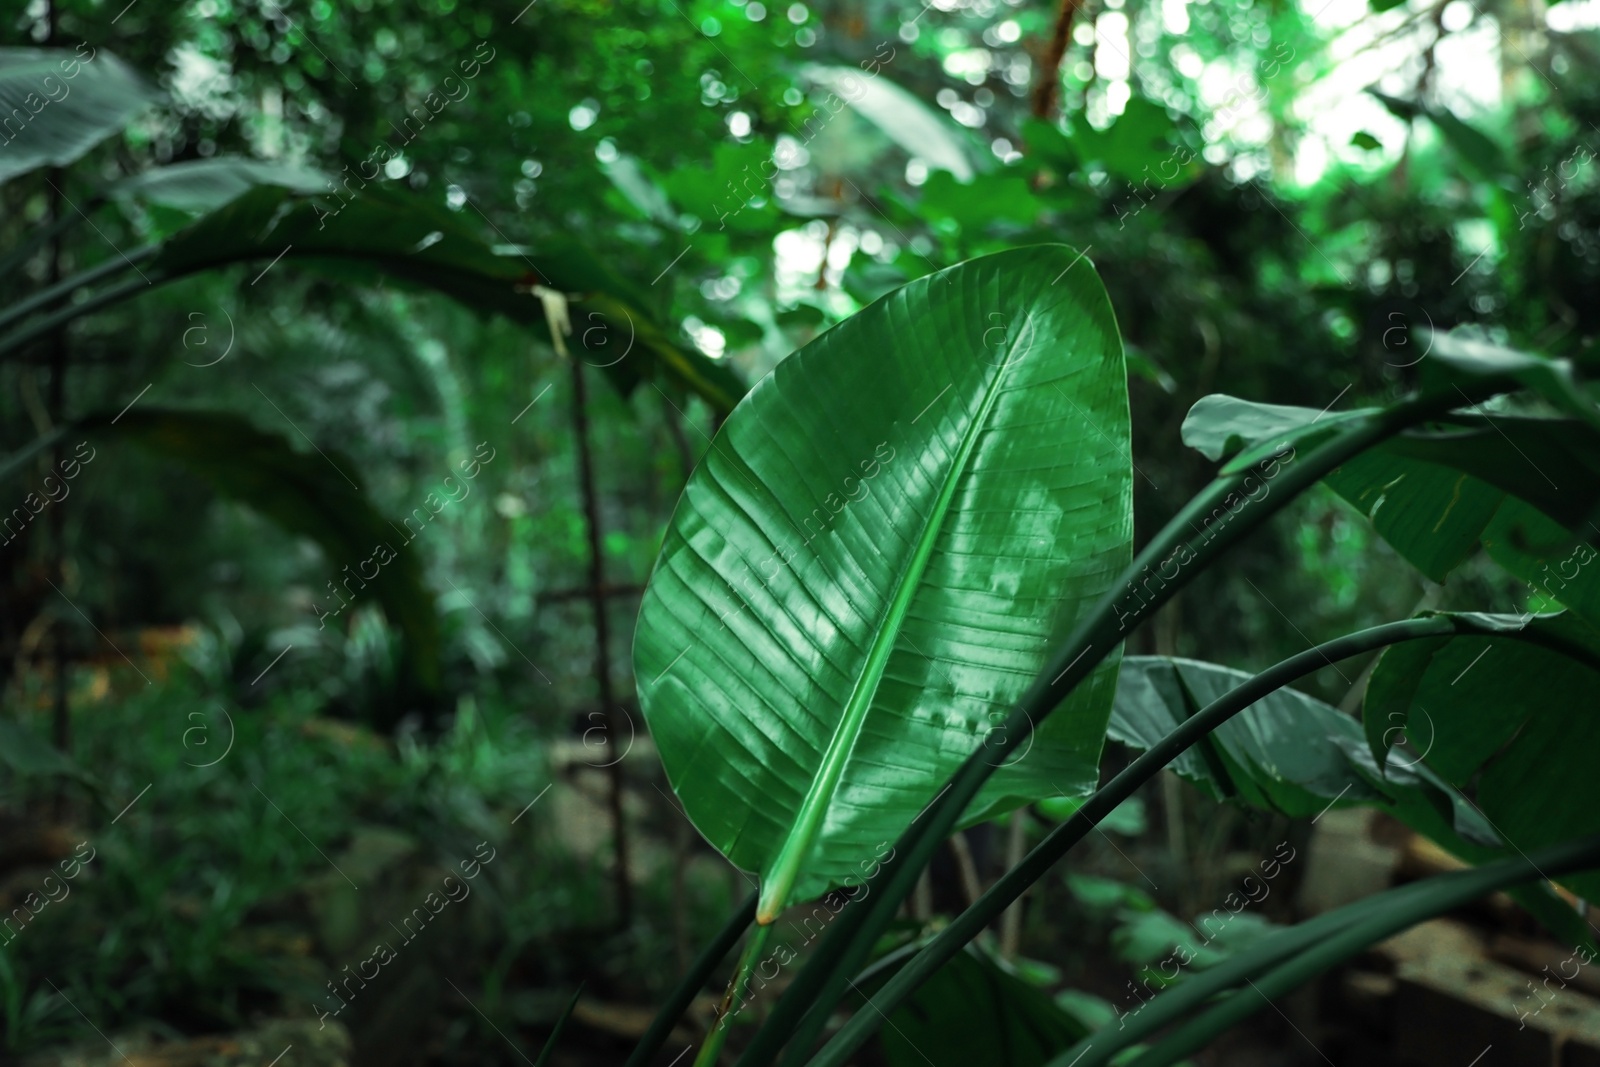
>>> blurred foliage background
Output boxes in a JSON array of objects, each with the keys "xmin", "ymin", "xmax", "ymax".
[{"xmin": 1, "ymin": 0, "xmax": 1597, "ymax": 1061}]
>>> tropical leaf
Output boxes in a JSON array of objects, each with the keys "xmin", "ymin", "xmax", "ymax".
[
  {"xmin": 1109, "ymin": 656, "xmax": 1496, "ymax": 843},
  {"xmin": 632, "ymin": 245, "xmax": 1132, "ymax": 922},
  {"xmin": 146, "ymin": 184, "xmax": 746, "ymax": 413},
  {"xmin": 804, "ymin": 65, "xmax": 976, "ymax": 180},
  {"xmin": 111, "ymin": 157, "xmax": 330, "ymax": 213},
  {"xmin": 1181, "ymin": 391, "xmax": 1600, "ymax": 617},
  {"xmin": 1364, "ymin": 611, "xmax": 1600, "ymax": 900},
  {"xmin": 0, "ymin": 47, "xmax": 155, "ymax": 184},
  {"xmin": 1110, "ymin": 650, "xmax": 1597, "ymax": 946},
  {"xmin": 79, "ymin": 408, "xmax": 441, "ymax": 697}
]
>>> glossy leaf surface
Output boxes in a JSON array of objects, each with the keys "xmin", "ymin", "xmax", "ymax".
[
  {"xmin": 633, "ymin": 245, "xmax": 1132, "ymax": 919},
  {"xmin": 1182, "ymin": 393, "xmax": 1600, "ymax": 613},
  {"xmin": 1364, "ymin": 611, "xmax": 1600, "ymax": 900},
  {"xmin": 1110, "ymin": 656, "xmax": 1495, "ymax": 842}
]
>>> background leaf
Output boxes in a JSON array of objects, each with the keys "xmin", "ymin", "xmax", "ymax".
[
  {"xmin": 0, "ymin": 48, "xmax": 154, "ymax": 184},
  {"xmin": 80, "ymin": 408, "xmax": 442, "ymax": 700}
]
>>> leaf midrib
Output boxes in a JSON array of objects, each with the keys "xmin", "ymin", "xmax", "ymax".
[{"xmin": 755, "ymin": 342, "xmax": 1019, "ymax": 923}]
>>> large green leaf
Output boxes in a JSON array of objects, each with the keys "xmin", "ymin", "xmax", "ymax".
[
  {"xmin": 0, "ymin": 48, "xmax": 155, "ymax": 184},
  {"xmin": 1110, "ymin": 656, "xmax": 1495, "ymax": 842},
  {"xmin": 147, "ymin": 184, "xmax": 746, "ymax": 413},
  {"xmin": 1365, "ymin": 611, "xmax": 1600, "ymax": 900},
  {"xmin": 79, "ymin": 409, "xmax": 441, "ymax": 696},
  {"xmin": 633, "ymin": 245, "xmax": 1132, "ymax": 921}
]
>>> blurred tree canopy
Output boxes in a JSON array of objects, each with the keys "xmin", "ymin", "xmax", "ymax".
[{"xmin": 4, "ymin": 0, "xmax": 1598, "ymax": 718}]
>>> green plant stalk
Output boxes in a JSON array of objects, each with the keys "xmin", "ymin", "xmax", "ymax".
[
  {"xmin": 1055, "ymin": 877, "xmax": 1439, "ymax": 1067},
  {"xmin": 0, "ymin": 197, "xmax": 105, "ymax": 284},
  {"xmin": 1116, "ymin": 833, "xmax": 1600, "ymax": 1067},
  {"xmin": 803, "ymin": 612, "xmax": 1562, "ymax": 1067},
  {"xmin": 695, "ymin": 922, "xmax": 776, "ymax": 1067},
  {"xmin": 735, "ymin": 382, "xmax": 1513, "ymax": 1067},
  {"xmin": 0, "ymin": 243, "xmax": 157, "ymax": 336},
  {"xmin": 624, "ymin": 892, "xmax": 756, "ymax": 1067},
  {"xmin": 534, "ymin": 983, "xmax": 584, "ymax": 1067},
  {"xmin": 0, "ymin": 272, "xmax": 164, "ymax": 360}
]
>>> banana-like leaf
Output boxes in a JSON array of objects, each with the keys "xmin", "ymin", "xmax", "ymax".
[
  {"xmin": 0, "ymin": 47, "xmax": 154, "ymax": 184},
  {"xmin": 147, "ymin": 184, "xmax": 746, "ymax": 413},
  {"xmin": 633, "ymin": 245, "xmax": 1132, "ymax": 921},
  {"xmin": 111, "ymin": 157, "xmax": 330, "ymax": 213},
  {"xmin": 1365, "ymin": 611, "xmax": 1600, "ymax": 900},
  {"xmin": 78, "ymin": 409, "xmax": 440, "ymax": 696},
  {"xmin": 1110, "ymin": 656, "xmax": 1496, "ymax": 843},
  {"xmin": 1181, "ymin": 392, "xmax": 1600, "ymax": 625}
]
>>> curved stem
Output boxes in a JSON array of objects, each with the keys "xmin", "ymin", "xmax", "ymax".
[
  {"xmin": 1118, "ymin": 833, "xmax": 1600, "ymax": 1067},
  {"xmin": 0, "ymin": 272, "xmax": 164, "ymax": 360},
  {"xmin": 624, "ymin": 891, "xmax": 757, "ymax": 1067},
  {"xmin": 0, "ymin": 243, "xmax": 157, "ymax": 337},
  {"xmin": 738, "ymin": 381, "xmax": 1513, "ymax": 1067},
  {"xmin": 804, "ymin": 613, "xmax": 1554, "ymax": 1067},
  {"xmin": 0, "ymin": 196, "xmax": 105, "ymax": 284}
]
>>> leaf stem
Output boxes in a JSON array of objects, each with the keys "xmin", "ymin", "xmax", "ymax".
[
  {"xmin": 737, "ymin": 381, "xmax": 1513, "ymax": 1067},
  {"xmin": 0, "ymin": 272, "xmax": 163, "ymax": 361},
  {"xmin": 804, "ymin": 616, "xmax": 1454, "ymax": 1066},
  {"xmin": 0, "ymin": 243, "xmax": 157, "ymax": 337},
  {"xmin": 624, "ymin": 891, "xmax": 756, "ymax": 1067},
  {"xmin": 695, "ymin": 921, "xmax": 775, "ymax": 1067}
]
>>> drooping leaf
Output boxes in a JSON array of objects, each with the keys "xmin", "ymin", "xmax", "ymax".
[
  {"xmin": 1419, "ymin": 330, "xmax": 1600, "ymax": 435},
  {"xmin": 872, "ymin": 945, "xmax": 1088, "ymax": 1067},
  {"xmin": 1180, "ymin": 388, "xmax": 1600, "ymax": 607},
  {"xmin": 804, "ymin": 65, "xmax": 976, "ymax": 180},
  {"xmin": 79, "ymin": 408, "xmax": 441, "ymax": 697},
  {"xmin": 147, "ymin": 184, "xmax": 746, "ymax": 413},
  {"xmin": 633, "ymin": 245, "xmax": 1132, "ymax": 921},
  {"xmin": 0, "ymin": 48, "xmax": 155, "ymax": 184},
  {"xmin": 1179, "ymin": 394, "xmax": 1370, "ymax": 472},
  {"xmin": 111, "ymin": 157, "xmax": 330, "ymax": 213},
  {"xmin": 1109, "ymin": 656, "xmax": 1495, "ymax": 845},
  {"xmin": 1364, "ymin": 611, "xmax": 1600, "ymax": 900}
]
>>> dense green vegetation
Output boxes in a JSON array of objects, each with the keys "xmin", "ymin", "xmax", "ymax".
[{"xmin": 3, "ymin": 0, "xmax": 1599, "ymax": 1063}]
